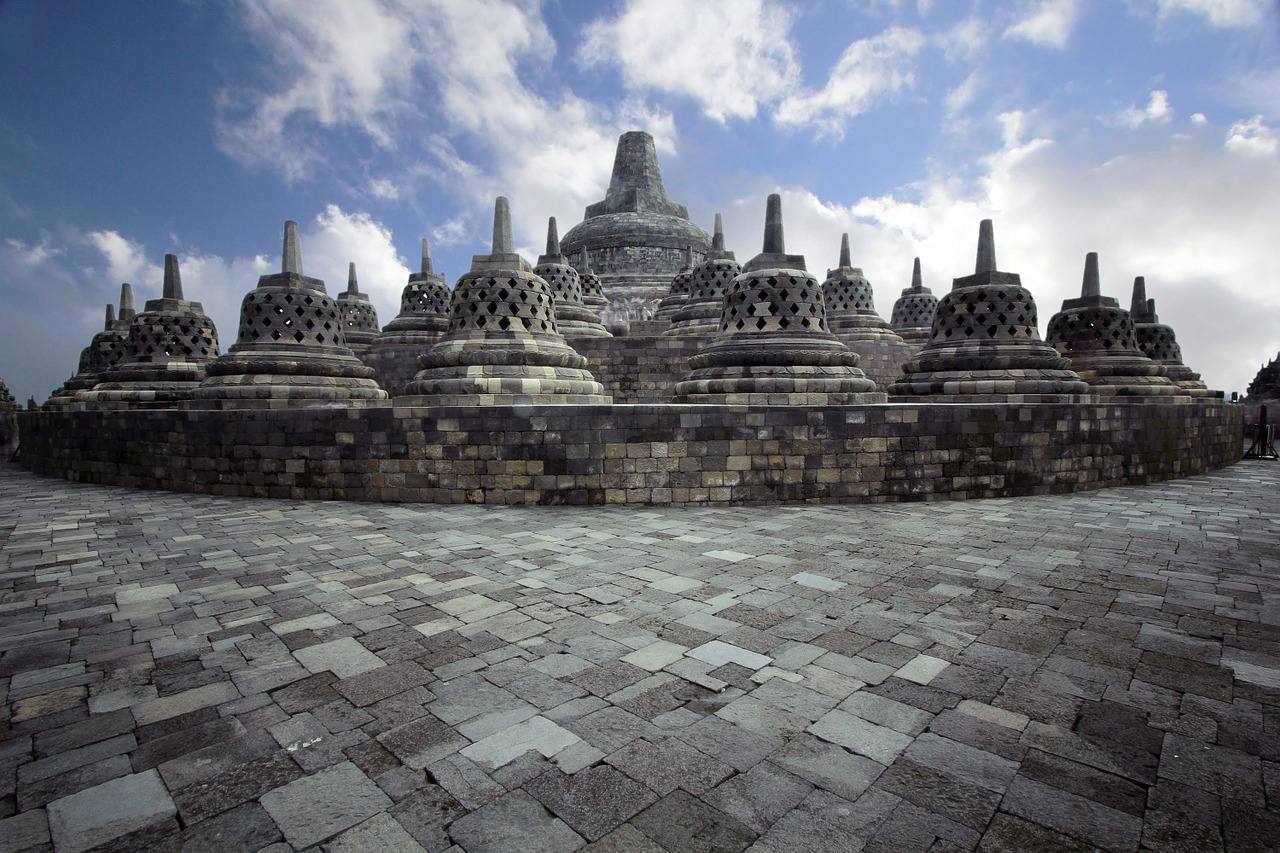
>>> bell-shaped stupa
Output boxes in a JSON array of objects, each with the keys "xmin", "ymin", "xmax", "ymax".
[
  {"xmin": 674, "ymin": 195, "xmax": 883, "ymax": 405},
  {"xmin": 336, "ymin": 262, "xmax": 380, "ymax": 357},
  {"xmin": 666, "ymin": 214, "xmax": 739, "ymax": 337},
  {"xmin": 888, "ymin": 220, "xmax": 1089, "ymax": 401},
  {"xmin": 1044, "ymin": 254, "xmax": 1186, "ymax": 401},
  {"xmin": 81, "ymin": 255, "xmax": 221, "ymax": 407},
  {"xmin": 653, "ymin": 246, "xmax": 694, "ymax": 328},
  {"xmin": 191, "ymin": 221, "xmax": 387, "ymax": 408},
  {"xmin": 400, "ymin": 197, "xmax": 609, "ymax": 405},
  {"xmin": 890, "ymin": 257, "xmax": 938, "ymax": 347},
  {"xmin": 365, "ymin": 239, "xmax": 451, "ymax": 396},
  {"xmin": 1246, "ymin": 356, "xmax": 1280, "ymax": 402},
  {"xmin": 1129, "ymin": 277, "xmax": 1219, "ymax": 399},
  {"xmin": 561, "ymin": 131, "xmax": 710, "ymax": 325},
  {"xmin": 576, "ymin": 249, "xmax": 609, "ymax": 324},
  {"xmin": 534, "ymin": 218, "xmax": 610, "ymax": 338},
  {"xmin": 821, "ymin": 234, "xmax": 913, "ymax": 388},
  {"xmin": 46, "ymin": 284, "xmax": 136, "ymax": 408}
]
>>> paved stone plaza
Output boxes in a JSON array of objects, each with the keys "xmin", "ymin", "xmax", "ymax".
[{"xmin": 0, "ymin": 462, "xmax": 1277, "ymax": 852}]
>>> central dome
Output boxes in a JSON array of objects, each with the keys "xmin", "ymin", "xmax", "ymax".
[{"xmin": 561, "ymin": 131, "xmax": 711, "ymax": 326}]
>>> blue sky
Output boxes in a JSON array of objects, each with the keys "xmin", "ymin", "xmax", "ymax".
[{"xmin": 2, "ymin": 0, "xmax": 1278, "ymax": 402}]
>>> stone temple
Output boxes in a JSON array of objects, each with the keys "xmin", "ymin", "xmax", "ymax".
[{"xmin": 561, "ymin": 131, "xmax": 711, "ymax": 327}]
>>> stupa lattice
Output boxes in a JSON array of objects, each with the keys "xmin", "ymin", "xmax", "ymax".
[
  {"xmin": 561, "ymin": 131, "xmax": 710, "ymax": 326},
  {"xmin": 653, "ymin": 245, "xmax": 694, "ymax": 327},
  {"xmin": 534, "ymin": 217, "xmax": 611, "ymax": 339},
  {"xmin": 888, "ymin": 220, "xmax": 1089, "ymax": 402},
  {"xmin": 665, "ymin": 214, "xmax": 739, "ymax": 338},
  {"xmin": 1129, "ymin": 277, "xmax": 1219, "ymax": 400},
  {"xmin": 190, "ymin": 221, "xmax": 387, "ymax": 408},
  {"xmin": 336, "ymin": 262, "xmax": 380, "ymax": 357},
  {"xmin": 46, "ymin": 284, "xmax": 136, "ymax": 408},
  {"xmin": 81, "ymin": 254, "xmax": 221, "ymax": 407},
  {"xmin": 575, "ymin": 249, "xmax": 608, "ymax": 325},
  {"xmin": 400, "ymin": 197, "xmax": 609, "ymax": 406},
  {"xmin": 821, "ymin": 233, "xmax": 914, "ymax": 388},
  {"xmin": 1246, "ymin": 356, "xmax": 1279, "ymax": 401},
  {"xmin": 1044, "ymin": 253, "xmax": 1186, "ymax": 401},
  {"xmin": 890, "ymin": 257, "xmax": 938, "ymax": 347},
  {"xmin": 674, "ymin": 195, "xmax": 883, "ymax": 405},
  {"xmin": 364, "ymin": 238, "xmax": 451, "ymax": 396}
]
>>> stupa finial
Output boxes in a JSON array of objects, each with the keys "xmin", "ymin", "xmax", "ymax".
[
  {"xmin": 911, "ymin": 257, "xmax": 922, "ymax": 290},
  {"xmin": 683, "ymin": 245, "xmax": 693, "ymax": 268},
  {"xmin": 1081, "ymin": 252, "xmax": 1100, "ymax": 299},
  {"xmin": 545, "ymin": 217, "xmax": 560, "ymax": 256},
  {"xmin": 975, "ymin": 219, "xmax": 996, "ymax": 273},
  {"xmin": 420, "ymin": 238, "xmax": 432, "ymax": 274},
  {"xmin": 104, "ymin": 303, "xmax": 115, "ymax": 329},
  {"xmin": 163, "ymin": 254, "xmax": 184, "ymax": 301},
  {"xmin": 119, "ymin": 283, "xmax": 135, "ymax": 321},
  {"xmin": 282, "ymin": 220, "xmax": 302, "ymax": 274},
  {"xmin": 492, "ymin": 197, "xmax": 513, "ymax": 254},
  {"xmin": 712, "ymin": 213, "xmax": 725, "ymax": 252},
  {"xmin": 1130, "ymin": 276, "xmax": 1147, "ymax": 315},
  {"xmin": 579, "ymin": 248, "xmax": 593, "ymax": 274},
  {"xmin": 838, "ymin": 233, "xmax": 851, "ymax": 268},
  {"xmin": 347, "ymin": 262, "xmax": 358, "ymax": 295},
  {"xmin": 763, "ymin": 194, "xmax": 785, "ymax": 254}
]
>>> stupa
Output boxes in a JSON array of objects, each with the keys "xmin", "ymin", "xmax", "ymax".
[
  {"xmin": 888, "ymin": 220, "xmax": 1089, "ymax": 401},
  {"xmin": 890, "ymin": 257, "xmax": 938, "ymax": 347},
  {"xmin": 666, "ymin": 214, "xmax": 738, "ymax": 337},
  {"xmin": 1128, "ymin": 277, "xmax": 1219, "ymax": 399},
  {"xmin": 534, "ymin": 218, "xmax": 611, "ymax": 339},
  {"xmin": 81, "ymin": 255, "xmax": 221, "ymax": 407},
  {"xmin": 336, "ymin": 262, "xmax": 380, "ymax": 357},
  {"xmin": 653, "ymin": 246, "xmax": 694, "ymax": 327},
  {"xmin": 190, "ymin": 221, "xmax": 387, "ymax": 408},
  {"xmin": 674, "ymin": 195, "xmax": 883, "ymax": 405},
  {"xmin": 1044, "ymin": 253, "xmax": 1186, "ymax": 401},
  {"xmin": 364, "ymin": 239, "xmax": 451, "ymax": 396},
  {"xmin": 46, "ymin": 284, "xmax": 135, "ymax": 408},
  {"xmin": 0, "ymin": 375, "xmax": 16, "ymax": 458},
  {"xmin": 576, "ymin": 249, "xmax": 609, "ymax": 324},
  {"xmin": 561, "ymin": 131, "xmax": 710, "ymax": 325},
  {"xmin": 400, "ymin": 197, "xmax": 609, "ymax": 405},
  {"xmin": 821, "ymin": 234, "xmax": 914, "ymax": 387},
  {"xmin": 1246, "ymin": 356, "xmax": 1279, "ymax": 401}
]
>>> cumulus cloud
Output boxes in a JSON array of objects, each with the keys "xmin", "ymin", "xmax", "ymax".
[
  {"xmin": 580, "ymin": 0, "xmax": 800, "ymax": 123},
  {"xmin": 1224, "ymin": 115, "xmax": 1279, "ymax": 157},
  {"xmin": 1152, "ymin": 0, "xmax": 1271, "ymax": 27},
  {"xmin": 718, "ymin": 112, "xmax": 1280, "ymax": 395},
  {"xmin": 1190, "ymin": 112, "xmax": 1209, "ymax": 125},
  {"xmin": 776, "ymin": 27, "xmax": 926, "ymax": 136},
  {"xmin": 1120, "ymin": 90, "xmax": 1175, "ymax": 127},
  {"xmin": 1004, "ymin": 0, "xmax": 1083, "ymax": 48}
]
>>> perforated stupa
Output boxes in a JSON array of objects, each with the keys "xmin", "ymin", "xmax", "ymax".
[
  {"xmin": 534, "ymin": 218, "xmax": 611, "ymax": 339},
  {"xmin": 666, "ymin": 214, "xmax": 738, "ymax": 338},
  {"xmin": 400, "ymin": 197, "xmax": 609, "ymax": 405},
  {"xmin": 653, "ymin": 246, "xmax": 694, "ymax": 327},
  {"xmin": 1044, "ymin": 253, "xmax": 1186, "ymax": 401},
  {"xmin": 46, "ymin": 284, "xmax": 136, "ymax": 408},
  {"xmin": 822, "ymin": 234, "xmax": 904, "ymax": 344},
  {"xmin": 336, "ymin": 263, "xmax": 380, "ymax": 357},
  {"xmin": 675, "ymin": 195, "xmax": 883, "ymax": 405},
  {"xmin": 191, "ymin": 221, "xmax": 386, "ymax": 408},
  {"xmin": 1129, "ymin": 277, "xmax": 1219, "ymax": 400},
  {"xmin": 890, "ymin": 257, "xmax": 938, "ymax": 347},
  {"xmin": 576, "ymin": 249, "xmax": 608, "ymax": 324},
  {"xmin": 364, "ymin": 239, "xmax": 451, "ymax": 396},
  {"xmin": 81, "ymin": 254, "xmax": 221, "ymax": 407},
  {"xmin": 888, "ymin": 220, "xmax": 1089, "ymax": 402}
]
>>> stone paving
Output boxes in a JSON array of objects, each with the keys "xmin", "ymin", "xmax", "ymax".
[{"xmin": 0, "ymin": 462, "xmax": 1277, "ymax": 852}]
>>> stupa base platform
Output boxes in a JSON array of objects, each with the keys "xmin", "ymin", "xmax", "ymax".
[
  {"xmin": 397, "ymin": 393, "xmax": 614, "ymax": 407},
  {"xmin": 675, "ymin": 392, "xmax": 888, "ymax": 406},
  {"xmin": 16, "ymin": 399, "xmax": 1240, "ymax": 506}
]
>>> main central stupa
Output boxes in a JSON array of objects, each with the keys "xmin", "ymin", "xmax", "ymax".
[{"xmin": 561, "ymin": 131, "xmax": 711, "ymax": 327}]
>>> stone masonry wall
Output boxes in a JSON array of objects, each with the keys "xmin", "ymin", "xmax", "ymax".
[
  {"xmin": 18, "ymin": 401, "xmax": 1242, "ymax": 506},
  {"xmin": 576, "ymin": 335, "xmax": 709, "ymax": 403}
]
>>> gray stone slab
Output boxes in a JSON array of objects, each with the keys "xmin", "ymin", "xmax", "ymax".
[
  {"xmin": 259, "ymin": 761, "xmax": 392, "ymax": 849},
  {"xmin": 47, "ymin": 769, "xmax": 176, "ymax": 853},
  {"xmin": 447, "ymin": 790, "xmax": 584, "ymax": 853}
]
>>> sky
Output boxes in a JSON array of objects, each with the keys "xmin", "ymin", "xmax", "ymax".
[{"xmin": 1, "ymin": 0, "xmax": 1278, "ymax": 402}]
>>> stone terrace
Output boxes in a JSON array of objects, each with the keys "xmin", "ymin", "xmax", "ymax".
[{"xmin": 0, "ymin": 462, "xmax": 1277, "ymax": 852}]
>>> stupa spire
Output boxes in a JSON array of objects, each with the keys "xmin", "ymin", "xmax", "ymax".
[
  {"xmin": 838, "ymin": 233, "xmax": 851, "ymax": 268},
  {"xmin": 911, "ymin": 257, "xmax": 922, "ymax": 290},
  {"xmin": 579, "ymin": 248, "xmax": 593, "ymax": 274},
  {"xmin": 712, "ymin": 213, "xmax": 725, "ymax": 253},
  {"xmin": 492, "ymin": 197, "xmax": 513, "ymax": 254},
  {"xmin": 975, "ymin": 219, "xmax": 996, "ymax": 273},
  {"xmin": 282, "ymin": 220, "xmax": 302, "ymax": 274},
  {"xmin": 1130, "ymin": 276, "xmax": 1150, "ymax": 320},
  {"xmin": 118, "ymin": 283, "xmax": 135, "ymax": 322},
  {"xmin": 420, "ymin": 238, "xmax": 432, "ymax": 274},
  {"xmin": 104, "ymin": 303, "xmax": 115, "ymax": 329},
  {"xmin": 1081, "ymin": 252, "xmax": 1100, "ymax": 299},
  {"xmin": 163, "ymin": 254, "xmax": 184, "ymax": 301},
  {"xmin": 545, "ymin": 217, "xmax": 561, "ymax": 256},
  {"xmin": 347, "ymin": 262, "xmax": 358, "ymax": 295},
  {"xmin": 683, "ymin": 245, "xmax": 693, "ymax": 268},
  {"xmin": 762, "ymin": 194, "xmax": 785, "ymax": 254}
]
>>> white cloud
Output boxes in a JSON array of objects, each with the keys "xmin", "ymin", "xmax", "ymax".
[
  {"xmin": 775, "ymin": 27, "xmax": 926, "ymax": 135},
  {"xmin": 85, "ymin": 230, "xmax": 161, "ymax": 291},
  {"xmin": 1190, "ymin": 112, "xmax": 1208, "ymax": 125},
  {"xmin": 430, "ymin": 217, "xmax": 468, "ymax": 247},
  {"xmin": 1004, "ymin": 0, "xmax": 1083, "ymax": 48},
  {"xmin": 579, "ymin": 0, "xmax": 800, "ymax": 123},
  {"xmin": 368, "ymin": 178, "xmax": 399, "ymax": 200},
  {"xmin": 1224, "ymin": 115, "xmax": 1279, "ymax": 157},
  {"xmin": 1153, "ymin": 0, "xmax": 1271, "ymax": 27},
  {"xmin": 945, "ymin": 71, "xmax": 981, "ymax": 118},
  {"xmin": 1120, "ymin": 89, "xmax": 1175, "ymax": 127},
  {"xmin": 719, "ymin": 113, "xmax": 1280, "ymax": 395},
  {"xmin": 936, "ymin": 16, "xmax": 987, "ymax": 61}
]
